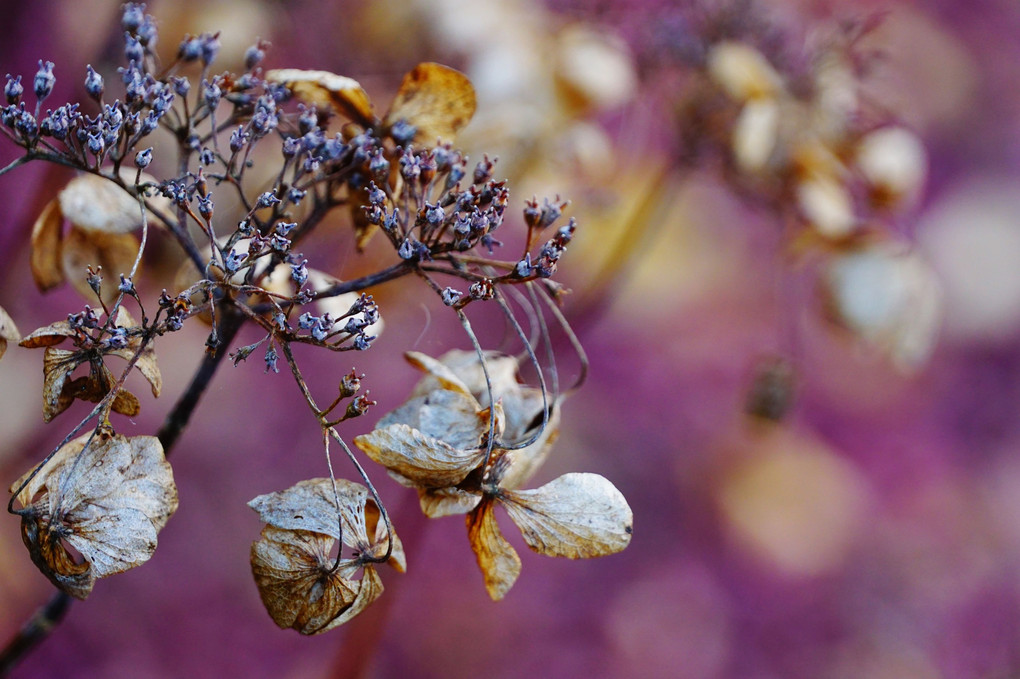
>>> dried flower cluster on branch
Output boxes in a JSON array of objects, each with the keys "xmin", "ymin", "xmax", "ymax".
[{"xmin": 0, "ymin": 2, "xmax": 631, "ymax": 662}]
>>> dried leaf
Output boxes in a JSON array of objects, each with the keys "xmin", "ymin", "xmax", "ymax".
[
  {"xmin": 41, "ymin": 347, "xmax": 84, "ymax": 422},
  {"xmin": 0, "ymin": 305, "xmax": 21, "ymax": 360},
  {"xmin": 404, "ymin": 351, "xmax": 474, "ymax": 398},
  {"xmin": 58, "ymin": 173, "xmax": 148, "ymax": 234},
  {"xmin": 467, "ymin": 498, "xmax": 521, "ymax": 601},
  {"xmin": 10, "ymin": 432, "xmax": 178, "ymax": 599},
  {"xmin": 249, "ymin": 478, "xmax": 400, "ymax": 634},
  {"xmin": 250, "ymin": 526, "xmax": 361, "ymax": 634},
  {"xmin": 19, "ymin": 320, "xmax": 77, "ymax": 348},
  {"xmin": 62, "ymin": 226, "xmax": 140, "ymax": 306},
  {"xmin": 355, "ymin": 423, "xmax": 487, "ymax": 488},
  {"xmin": 500, "ymin": 473, "xmax": 633, "ymax": 559},
  {"xmin": 265, "ymin": 69, "xmax": 374, "ymax": 127},
  {"xmin": 30, "ymin": 197, "xmax": 65, "ymax": 292},
  {"xmin": 418, "ymin": 486, "xmax": 482, "ymax": 518},
  {"xmin": 382, "ymin": 63, "xmax": 476, "ymax": 145}
]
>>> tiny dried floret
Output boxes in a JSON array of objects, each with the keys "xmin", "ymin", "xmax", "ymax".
[
  {"xmin": 9, "ymin": 431, "xmax": 178, "ymax": 599},
  {"xmin": 248, "ymin": 478, "xmax": 404, "ymax": 635}
]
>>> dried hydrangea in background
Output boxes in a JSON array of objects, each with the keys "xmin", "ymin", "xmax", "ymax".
[{"xmin": 0, "ymin": 1, "xmax": 631, "ymax": 670}]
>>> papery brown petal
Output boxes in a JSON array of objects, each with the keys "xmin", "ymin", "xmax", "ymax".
[
  {"xmin": 58, "ymin": 173, "xmax": 146, "ymax": 234},
  {"xmin": 382, "ymin": 63, "xmax": 476, "ymax": 145},
  {"xmin": 41, "ymin": 347, "xmax": 84, "ymax": 422},
  {"xmin": 326, "ymin": 563, "xmax": 384, "ymax": 628},
  {"xmin": 250, "ymin": 526, "xmax": 360, "ymax": 635},
  {"xmin": 354, "ymin": 423, "xmax": 486, "ymax": 488},
  {"xmin": 61, "ymin": 226, "xmax": 139, "ymax": 306},
  {"xmin": 496, "ymin": 398, "xmax": 561, "ymax": 491},
  {"xmin": 500, "ymin": 473, "xmax": 633, "ymax": 559},
  {"xmin": 404, "ymin": 351, "xmax": 474, "ymax": 397},
  {"xmin": 19, "ymin": 320, "xmax": 76, "ymax": 348},
  {"xmin": 418, "ymin": 486, "xmax": 482, "ymax": 518},
  {"xmin": 0, "ymin": 305, "xmax": 20, "ymax": 360},
  {"xmin": 110, "ymin": 386, "xmax": 141, "ymax": 417},
  {"xmin": 467, "ymin": 498, "xmax": 521, "ymax": 601},
  {"xmin": 265, "ymin": 69, "xmax": 375, "ymax": 127},
  {"xmin": 249, "ymin": 478, "xmax": 372, "ymax": 548},
  {"xmin": 10, "ymin": 433, "xmax": 177, "ymax": 598},
  {"xmin": 30, "ymin": 197, "xmax": 65, "ymax": 292},
  {"xmin": 416, "ymin": 388, "xmax": 489, "ymax": 451},
  {"xmin": 107, "ymin": 341, "xmax": 163, "ymax": 398}
]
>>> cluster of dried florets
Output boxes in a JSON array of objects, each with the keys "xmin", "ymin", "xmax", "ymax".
[
  {"xmin": 650, "ymin": 4, "xmax": 941, "ymax": 373},
  {"xmin": 0, "ymin": 1, "xmax": 629, "ymax": 644}
]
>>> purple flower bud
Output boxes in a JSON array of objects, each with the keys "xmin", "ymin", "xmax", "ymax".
[
  {"xmin": 171, "ymin": 76, "xmax": 189, "ymax": 97},
  {"xmin": 353, "ymin": 334, "xmax": 373, "ymax": 351},
  {"xmin": 244, "ymin": 43, "xmax": 265, "ymax": 70},
  {"xmin": 389, "ymin": 119, "xmax": 416, "ymax": 145},
  {"xmin": 200, "ymin": 33, "xmax": 220, "ymax": 65},
  {"xmin": 425, "ymin": 202, "xmax": 444, "ymax": 225},
  {"xmin": 179, "ymin": 36, "xmax": 203, "ymax": 62},
  {"xmin": 202, "ymin": 79, "xmax": 221, "ymax": 108},
  {"xmin": 198, "ymin": 194, "xmax": 213, "ymax": 220},
  {"xmin": 33, "ymin": 61, "xmax": 55, "ymax": 101},
  {"xmin": 287, "ymin": 187, "xmax": 306, "ymax": 205},
  {"xmin": 441, "ymin": 287, "xmax": 462, "ymax": 306},
  {"xmin": 122, "ymin": 3, "xmax": 145, "ymax": 32},
  {"xmin": 139, "ymin": 110, "xmax": 158, "ymax": 135},
  {"xmin": 124, "ymin": 34, "xmax": 145, "ymax": 64},
  {"xmin": 229, "ymin": 127, "xmax": 248, "ymax": 153},
  {"xmin": 4, "ymin": 75, "xmax": 22, "ymax": 105},
  {"xmin": 398, "ymin": 238, "xmax": 415, "ymax": 260},
  {"xmin": 264, "ymin": 344, "xmax": 279, "ymax": 373},
  {"xmin": 136, "ymin": 16, "xmax": 158, "ymax": 47},
  {"xmin": 298, "ymin": 313, "xmax": 316, "ymax": 330},
  {"xmin": 367, "ymin": 182, "xmax": 386, "ymax": 206},
  {"xmin": 290, "ymin": 259, "xmax": 308, "ymax": 286},
  {"xmin": 369, "ymin": 152, "xmax": 389, "ymax": 180},
  {"xmin": 81, "ymin": 65, "xmax": 104, "ymax": 101},
  {"xmin": 86, "ymin": 131, "xmax": 104, "ymax": 155},
  {"xmin": 256, "ymin": 191, "xmax": 280, "ymax": 208},
  {"xmin": 281, "ymin": 136, "xmax": 299, "ymax": 158}
]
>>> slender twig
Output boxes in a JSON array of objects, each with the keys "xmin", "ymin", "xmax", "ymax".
[{"xmin": 0, "ymin": 591, "xmax": 71, "ymax": 677}]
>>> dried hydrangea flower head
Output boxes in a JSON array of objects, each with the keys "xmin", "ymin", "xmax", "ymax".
[
  {"xmin": 356, "ymin": 350, "xmax": 632, "ymax": 600},
  {"xmin": 9, "ymin": 431, "xmax": 178, "ymax": 599},
  {"xmin": 248, "ymin": 479, "xmax": 405, "ymax": 634}
]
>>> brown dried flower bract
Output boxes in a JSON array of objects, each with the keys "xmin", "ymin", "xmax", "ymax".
[
  {"xmin": 263, "ymin": 69, "xmax": 374, "ymax": 127},
  {"xmin": 355, "ymin": 351, "xmax": 632, "ymax": 600},
  {"xmin": 248, "ymin": 478, "xmax": 404, "ymax": 635},
  {"xmin": 9, "ymin": 431, "xmax": 178, "ymax": 599},
  {"xmin": 381, "ymin": 62, "xmax": 477, "ymax": 145},
  {"xmin": 28, "ymin": 172, "xmax": 163, "ymax": 298},
  {"xmin": 0, "ymin": 305, "xmax": 20, "ymax": 360},
  {"xmin": 20, "ymin": 308, "xmax": 161, "ymax": 422},
  {"xmin": 269, "ymin": 63, "xmax": 476, "ymax": 146}
]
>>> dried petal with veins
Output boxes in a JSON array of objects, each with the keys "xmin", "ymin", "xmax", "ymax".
[
  {"xmin": 467, "ymin": 497, "xmax": 521, "ymax": 601},
  {"xmin": 355, "ymin": 422, "xmax": 489, "ymax": 489},
  {"xmin": 9, "ymin": 432, "xmax": 178, "ymax": 599},
  {"xmin": 0, "ymin": 305, "xmax": 20, "ymax": 360},
  {"xmin": 61, "ymin": 225, "xmax": 140, "ymax": 306},
  {"xmin": 30, "ymin": 197, "xmax": 65, "ymax": 292},
  {"xmin": 248, "ymin": 479, "xmax": 403, "ymax": 634},
  {"xmin": 382, "ymin": 63, "xmax": 477, "ymax": 145},
  {"xmin": 499, "ymin": 473, "xmax": 633, "ymax": 559},
  {"xmin": 264, "ymin": 69, "xmax": 374, "ymax": 127},
  {"xmin": 58, "ymin": 173, "xmax": 158, "ymax": 235}
]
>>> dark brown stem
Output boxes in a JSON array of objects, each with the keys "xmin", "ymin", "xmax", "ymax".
[
  {"xmin": 0, "ymin": 310, "xmax": 245, "ymax": 675},
  {"xmin": 0, "ymin": 591, "xmax": 72, "ymax": 677},
  {"xmin": 156, "ymin": 309, "xmax": 245, "ymax": 454}
]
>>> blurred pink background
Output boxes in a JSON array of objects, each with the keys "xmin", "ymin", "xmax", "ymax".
[{"xmin": 3, "ymin": 0, "xmax": 1020, "ymax": 677}]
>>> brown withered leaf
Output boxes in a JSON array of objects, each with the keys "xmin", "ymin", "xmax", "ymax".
[
  {"xmin": 382, "ymin": 63, "xmax": 477, "ymax": 145},
  {"xmin": 355, "ymin": 423, "xmax": 488, "ymax": 489},
  {"xmin": 58, "ymin": 173, "xmax": 148, "ymax": 234},
  {"xmin": 107, "ymin": 308, "xmax": 162, "ymax": 398},
  {"xmin": 0, "ymin": 305, "xmax": 20, "ymax": 360},
  {"xmin": 18, "ymin": 319, "xmax": 77, "ymax": 349},
  {"xmin": 265, "ymin": 69, "xmax": 375, "ymax": 127},
  {"xmin": 418, "ymin": 486, "xmax": 482, "ymax": 518},
  {"xmin": 499, "ymin": 473, "xmax": 633, "ymax": 559},
  {"xmin": 62, "ymin": 226, "xmax": 140, "ymax": 306},
  {"xmin": 30, "ymin": 197, "xmax": 65, "ymax": 292},
  {"xmin": 467, "ymin": 497, "xmax": 521, "ymax": 601},
  {"xmin": 40, "ymin": 348, "xmax": 141, "ymax": 422},
  {"xmin": 250, "ymin": 526, "xmax": 361, "ymax": 634},
  {"xmin": 249, "ymin": 478, "xmax": 402, "ymax": 634},
  {"xmin": 10, "ymin": 432, "xmax": 178, "ymax": 599}
]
